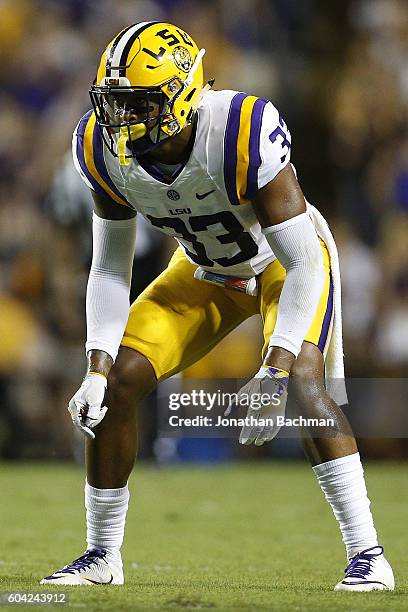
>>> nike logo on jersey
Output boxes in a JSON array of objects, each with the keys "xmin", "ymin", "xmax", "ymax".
[{"xmin": 196, "ymin": 189, "xmax": 216, "ymax": 200}]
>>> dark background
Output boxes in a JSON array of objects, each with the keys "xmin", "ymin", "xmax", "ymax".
[{"xmin": 0, "ymin": 0, "xmax": 407, "ymax": 460}]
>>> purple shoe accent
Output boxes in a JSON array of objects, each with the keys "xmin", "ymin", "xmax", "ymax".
[
  {"xmin": 55, "ymin": 548, "xmax": 108, "ymax": 576},
  {"xmin": 342, "ymin": 546, "xmax": 384, "ymax": 582}
]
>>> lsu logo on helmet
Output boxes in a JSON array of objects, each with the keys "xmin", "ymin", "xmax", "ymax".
[{"xmin": 173, "ymin": 46, "xmax": 192, "ymax": 72}]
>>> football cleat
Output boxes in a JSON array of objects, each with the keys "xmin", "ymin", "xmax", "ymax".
[
  {"xmin": 40, "ymin": 548, "xmax": 123, "ymax": 586},
  {"xmin": 335, "ymin": 545, "xmax": 394, "ymax": 591}
]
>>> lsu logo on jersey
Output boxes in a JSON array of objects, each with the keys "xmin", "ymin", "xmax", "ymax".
[{"xmin": 169, "ymin": 207, "xmax": 192, "ymax": 215}]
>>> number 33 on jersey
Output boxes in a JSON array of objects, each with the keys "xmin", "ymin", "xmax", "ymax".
[{"xmin": 73, "ymin": 89, "xmax": 292, "ymax": 278}]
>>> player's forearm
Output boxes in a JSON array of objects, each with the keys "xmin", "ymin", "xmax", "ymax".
[
  {"xmin": 264, "ymin": 346, "xmax": 295, "ymax": 372},
  {"xmin": 87, "ymin": 349, "xmax": 114, "ymax": 377},
  {"xmin": 85, "ymin": 268, "xmax": 132, "ymax": 360},
  {"xmin": 262, "ymin": 212, "xmax": 324, "ymax": 364},
  {"xmin": 85, "ymin": 213, "xmax": 137, "ymax": 363}
]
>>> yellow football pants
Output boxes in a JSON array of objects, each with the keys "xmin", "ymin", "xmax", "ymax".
[{"xmin": 121, "ymin": 242, "xmax": 333, "ymax": 380}]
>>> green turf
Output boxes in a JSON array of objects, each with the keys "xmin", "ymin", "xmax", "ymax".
[{"xmin": 0, "ymin": 461, "xmax": 407, "ymax": 611}]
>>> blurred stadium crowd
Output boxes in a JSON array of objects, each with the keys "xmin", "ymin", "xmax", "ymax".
[{"xmin": 1, "ymin": 0, "xmax": 407, "ymax": 459}]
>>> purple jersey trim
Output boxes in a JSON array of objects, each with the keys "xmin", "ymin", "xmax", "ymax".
[
  {"xmin": 223, "ymin": 92, "xmax": 247, "ymax": 206},
  {"xmin": 136, "ymin": 155, "xmax": 177, "ymax": 184},
  {"xmin": 245, "ymin": 97, "xmax": 268, "ymax": 199},
  {"xmin": 75, "ymin": 111, "xmax": 107, "ymax": 197},
  {"xmin": 91, "ymin": 124, "xmax": 131, "ymax": 204}
]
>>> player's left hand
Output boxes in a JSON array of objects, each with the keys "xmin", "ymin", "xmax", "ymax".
[
  {"xmin": 227, "ymin": 366, "xmax": 289, "ymax": 445},
  {"xmin": 67, "ymin": 373, "xmax": 108, "ymax": 439}
]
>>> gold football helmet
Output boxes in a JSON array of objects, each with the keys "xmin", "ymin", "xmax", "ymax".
[{"xmin": 90, "ymin": 22, "xmax": 212, "ymax": 162}]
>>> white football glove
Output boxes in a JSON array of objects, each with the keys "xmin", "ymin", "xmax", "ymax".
[
  {"xmin": 67, "ymin": 373, "xmax": 108, "ymax": 439},
  {"xmin": 227, "ymin": 366, "xmax": 289, "ymax": 446}
]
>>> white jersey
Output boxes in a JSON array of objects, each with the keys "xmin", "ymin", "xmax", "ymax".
[{"xmin": 73, "ymin": 89, "xmax": 291, "ymax": 278}]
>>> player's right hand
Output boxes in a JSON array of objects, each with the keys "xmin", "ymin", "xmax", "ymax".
[
  {"xmin": 226, "ymin": 365, "xmax": 289, "ymax": 446},
  {"xmin": 67, "ymin": 373, "xmax": 108, "ymax": 439}
]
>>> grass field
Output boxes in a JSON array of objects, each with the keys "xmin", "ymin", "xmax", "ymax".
[{"xmin": 0, "ymin": 461, "xmax": 407, "ymax": 611}]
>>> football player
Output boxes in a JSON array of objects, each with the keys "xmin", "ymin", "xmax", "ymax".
[{"xmin": 41, "ymin": 22, "xmax": 394, "ymax": 591}]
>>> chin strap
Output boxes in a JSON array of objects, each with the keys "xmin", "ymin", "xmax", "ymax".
[
  {"xmin": 117, "ymin": 128, "xmax": 130, "ymax": 166},
  {"xmin": 117, "ymin": 124, "xmax": 147, "ymax": 165}
]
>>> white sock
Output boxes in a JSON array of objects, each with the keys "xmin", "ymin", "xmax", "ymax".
[
  {"xmin": 312, "ymin": 452, "xmax": 378, "ymax": 559},
  {"xmin": 85, "ymin": 481, "xmax": 130, "ymax": 557}
]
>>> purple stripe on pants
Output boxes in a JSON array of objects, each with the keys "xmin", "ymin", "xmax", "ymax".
[{"xmin": 318, "ymin": 272, "xmax": 334, "ymax": 352}]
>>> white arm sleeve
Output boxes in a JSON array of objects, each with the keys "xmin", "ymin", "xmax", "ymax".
[
  {"xmin": 262, "ymin": 212, "xmax": 325, "ymax": 357},
  {"xmin": 85, "ymin": 213, "xmax": 137, "ymax": 361}
]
